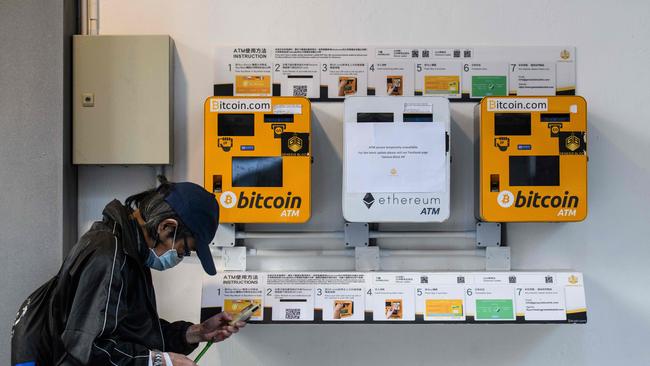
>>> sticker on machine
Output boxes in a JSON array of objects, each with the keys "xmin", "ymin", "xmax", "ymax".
[
  {"xmin": 281, "ymin": 133, "xmax": 310, "ymax": 156},
  {"xmin": 558, "ymin": 132, "xmax": 586, "ymax": 155}
]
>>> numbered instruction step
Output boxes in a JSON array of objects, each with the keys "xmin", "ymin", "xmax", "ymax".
[{"xmin": 201, "ymin": 272, "xmax": 587, "ymax": 324}]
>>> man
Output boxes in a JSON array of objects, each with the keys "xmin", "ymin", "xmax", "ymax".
[{"xmin": 12, "ymin": 180, "xmax": 244, "ymax": 365}]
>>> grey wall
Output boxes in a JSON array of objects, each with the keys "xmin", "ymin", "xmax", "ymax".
[
  {"xmin": 92, "ymin": 1, "xmax": 650, "ymax": 365},
  {"xmin": 0, "ymin": 0, "xmax": 77, "ymax": 363}
]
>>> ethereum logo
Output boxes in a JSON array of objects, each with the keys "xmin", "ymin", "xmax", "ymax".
[{"xmin": 363, "ymin": 193, "xmax": 375, "ymax": 209}]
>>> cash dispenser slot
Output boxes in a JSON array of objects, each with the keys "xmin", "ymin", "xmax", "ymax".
[{"xmin": 356, "ymin": 112, "xmax": 394, "ymax": 123}]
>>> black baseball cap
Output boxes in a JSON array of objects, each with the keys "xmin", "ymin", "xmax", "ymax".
[{"xmin": 164, "ymin": 182, "xmax": 219, "ymax": 275}]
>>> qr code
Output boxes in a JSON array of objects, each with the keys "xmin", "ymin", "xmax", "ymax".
[
  {"xmin": 420, "ymin": 276, "xmax": 428, "ymax": 284},
  {"xmin": 457, "ymin": 276, "xmax": 465, "ymax": 284},
  {"xmin": 293, "ymin": 85, "xmax": 308, "ymax": 97},
  {"xmin": 545, "ymin": 276, "xmax": 554, "ymax": 284},
  {"xmin": 285, "ymin": 308, "xmax": 301, "ymax": 320}
]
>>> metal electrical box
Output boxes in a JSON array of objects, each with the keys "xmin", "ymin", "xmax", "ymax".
[
  {"xmin": 73, "ymin": 35, "xmax": 173, "ymax": 164},
  {"xmin": 204, "ymin": 96, "xmax": 312, "ymax": 223},
  {"xmin": 475, "ymin": 96, "xmax": 588, "ymax": 222}
]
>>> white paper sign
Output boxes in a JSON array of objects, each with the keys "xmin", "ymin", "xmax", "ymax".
[{"xmin": 345, "ymin": 123, "xmax": 446, "ymax": 193}]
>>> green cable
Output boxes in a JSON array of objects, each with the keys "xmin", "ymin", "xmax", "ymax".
[{"xmin": 193, "ymin": 341, "xmax": 213, "ymax": 364}]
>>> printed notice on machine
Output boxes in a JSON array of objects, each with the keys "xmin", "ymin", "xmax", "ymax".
[{"xmin": 345, "ymin": 124, "xmax": 446, "ymax": 193}]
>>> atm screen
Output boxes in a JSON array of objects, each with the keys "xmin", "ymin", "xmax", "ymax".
[
  {"xmin": 232, "ymin": 157, "xmax": 283, "ymax": 187},
  {"xmin": 495, "ymin": 113, "xmax": 531, "ymax": 136},
  {"xmin": 509, "ymin": 156, "xmax": 559, "ymax": 186},
  {"xmin": 218, "ymin": 114, "xmax": 255, "ymax": 136}
]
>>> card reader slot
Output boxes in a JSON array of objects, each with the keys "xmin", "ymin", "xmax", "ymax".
[
  {"xmin": 494, "ymin": 113, "xmax": 531, "ymax": 136},
  {"xmin": 403, "ymin": 113, "xmax": 433, "ymax": 122},
  {"xmin": 541, "ymin": 113, "xmax": 571, "ymax": 122},
  {"xmin": 264, "ymin": 114, "xmax": 294, "ymax": 123},
  {"xmin": 356, "ymin": 112, "xmax": 394, "ymax": 123}
]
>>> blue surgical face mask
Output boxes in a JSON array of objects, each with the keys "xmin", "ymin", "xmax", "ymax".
[{"xmin": 146, "ymin": 225, "xmax": 183, "ymax": 271}]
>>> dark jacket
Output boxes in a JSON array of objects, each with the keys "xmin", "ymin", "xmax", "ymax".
[{"xmin": 11, "ymin": 200, "xmax": 199, "ymax": 365}]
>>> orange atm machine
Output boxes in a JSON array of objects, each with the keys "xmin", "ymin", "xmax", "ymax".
[
  {"xmin": 476, "ymin": 96, "xmax": 587, "ymax": 222},
  {"xmin": 204, "ymin": 96, "xmax": 311, "ymax": 223}
]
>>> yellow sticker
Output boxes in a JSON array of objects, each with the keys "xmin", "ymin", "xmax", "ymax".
[
  {"xmin": 424, "ymin": 75, "xmax": 460, "ymax": 95},
  {"xmin": 235, "ymin": 75, "xmax": 271, "ymax": 95},
  {"xmin": 223, "ymin": 299, "xmax": 263, "ymax": 318},
  {"xmin": 425, "ymin": 299, "xmax": 463, "ymax": 317}
]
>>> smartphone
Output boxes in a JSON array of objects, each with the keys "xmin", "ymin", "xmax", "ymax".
[{"xmin": 229, "ymin": 303, "xmax": 260, "ymax": 325}]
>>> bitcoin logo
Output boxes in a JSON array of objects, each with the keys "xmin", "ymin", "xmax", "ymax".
[
  {"xmin": 497, "ymin": 190, "xmax": 514, "ymax": 208},
  {"xmin": 220, "ymin": 191, "xmax": 237, "ymax": 209}
]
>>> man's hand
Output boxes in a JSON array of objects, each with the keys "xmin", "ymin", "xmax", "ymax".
[
  {"xmin": 185, "ymin": 312, "xmax": 246, "ymax": 344},
  {"xmin": 167, "ymin": 352, "xmax": 197, "ymax": 366}
]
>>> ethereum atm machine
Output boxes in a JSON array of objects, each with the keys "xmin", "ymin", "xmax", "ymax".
[
  {"xmin": 343, "ymin": 96, "xmax": 451, "ymax": 222},
  {"xmin": 475, "ymin": 96, "xmax": 588, "ymax": 222},
  {"xmin": 204, "ymin": 96, "xmax": 311, "ymax": 223}
]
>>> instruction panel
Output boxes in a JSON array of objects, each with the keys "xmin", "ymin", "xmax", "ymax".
[
  {"xmin": 213, "ymin": 46, "xmax": 576, "ymax": 101},
  {"xmin": 201, "ymin": 272, "xmax": 587, "ymax": 324}
]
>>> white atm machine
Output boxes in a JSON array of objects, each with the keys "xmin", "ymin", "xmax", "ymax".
[{"xmin": 343, "ymin": 96, "xmax": 451, "ymax": 222}]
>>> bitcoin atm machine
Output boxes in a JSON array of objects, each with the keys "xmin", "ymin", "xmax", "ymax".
[
  {"xmin": 476, "ymin": 96, "xmax": 587, "ymax": 222},
  {"xmin": 204, "ymin": 96, "xmax": 311, "ymax": 223},
  {"xmin": 343, "ymin": 96, "xmax": 451, "ymax": 222}
]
